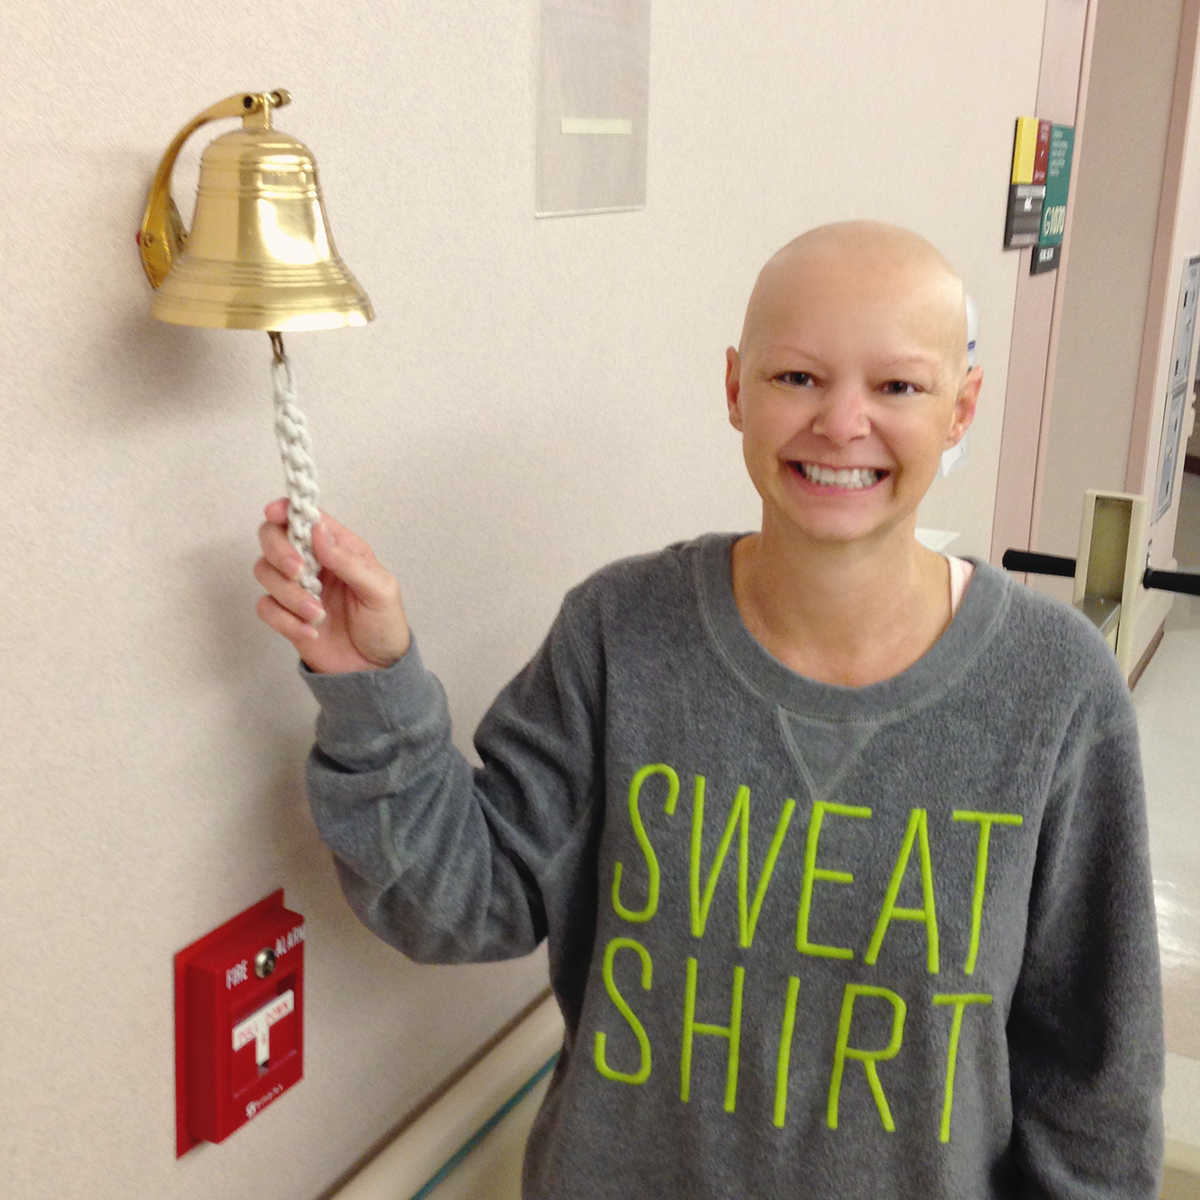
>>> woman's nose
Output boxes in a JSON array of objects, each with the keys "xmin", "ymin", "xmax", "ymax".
[{"xmin": 810, "ymin": 384, "xmax": 871, "ymax": 443}]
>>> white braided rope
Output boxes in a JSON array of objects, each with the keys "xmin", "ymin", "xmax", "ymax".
[{"xmin": 271, "ymin": 356, "xmax": 322, "ymax": 598}]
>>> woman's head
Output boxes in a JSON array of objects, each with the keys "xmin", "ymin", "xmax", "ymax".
[{"xmin": 725, "ymin": 222, "xmax": 981, "ymax": 549}]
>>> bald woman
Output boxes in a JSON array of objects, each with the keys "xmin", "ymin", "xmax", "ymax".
[
  {"xmin": 724, "ymin": 220, "xmax": 980, "ymax": 685},
  {"xmin": 255, "ymin": 223, "xmax": 1163, "ymax": 1198}
]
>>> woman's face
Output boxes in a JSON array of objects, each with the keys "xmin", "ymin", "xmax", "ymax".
[{"xmin": 726, "ymin": 243, "xmax": 981, "ymax": 552}]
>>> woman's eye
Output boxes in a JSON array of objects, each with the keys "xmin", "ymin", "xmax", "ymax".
[
  {"xmin": 777, "ymin": 371, "xmax": 815, "ymax": 387},
  {"xmin": 881, "ymin": 380, "xmax": 920, "ymax": 396}
]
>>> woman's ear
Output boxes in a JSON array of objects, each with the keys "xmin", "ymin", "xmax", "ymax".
[
  {"xmin": 947, "ymin": 365, "xmax": 982, "ymax": 446},
  {"xmin": 726, "ymin": 346, "xmax": 744, "ymax": 431}
]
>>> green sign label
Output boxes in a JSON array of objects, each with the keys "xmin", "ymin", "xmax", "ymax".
[{"xmin": 1039, "ymin": 125, "xmax": 1074, "ymax": 248}]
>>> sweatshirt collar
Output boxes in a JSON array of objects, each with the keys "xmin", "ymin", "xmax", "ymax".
[{"xmin": 695, "ymin": 532, "xmax": 1009, "ymax": 721}]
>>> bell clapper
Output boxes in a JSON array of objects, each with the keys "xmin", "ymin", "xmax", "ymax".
[{"xmin": 269, "ymin": 332, "xmax": 323, "ymax": 600}]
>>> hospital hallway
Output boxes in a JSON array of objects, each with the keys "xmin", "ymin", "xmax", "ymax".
[{"xmin": 1130, "ymin": 467, "xmax": 1200, "ymax": 1186}]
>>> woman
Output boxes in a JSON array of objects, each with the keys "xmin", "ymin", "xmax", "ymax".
[{"xmin": 255, "ymin": 221, "xmax": 1164, "ymax": 1197}]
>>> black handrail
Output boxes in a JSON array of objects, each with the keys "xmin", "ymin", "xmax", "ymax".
[
  {"xmin": 1003, "ymin": 549, "xmax": 1200, "ymax": 595},
  {"xmin": 1001, "ymin": 550, "xmax": 1076, "ymax": 577},
  {"xmin": 1143, "ymin": 568, "xmax": 1200, "ymax": 596}
]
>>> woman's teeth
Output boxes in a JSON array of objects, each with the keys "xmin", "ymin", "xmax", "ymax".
[{"xmin": 797, "ymin": 463, "xmax": 883, "ymax": 489}]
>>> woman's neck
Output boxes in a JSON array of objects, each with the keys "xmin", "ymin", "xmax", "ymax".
[{"xmin": 731, "ymin": 524, "xmax": 952, "ymax": 687}]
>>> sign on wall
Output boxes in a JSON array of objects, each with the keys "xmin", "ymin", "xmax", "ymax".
[
  {"xmin": 1030, "ymin": 124, "xmax": 1075, "ymax": 275},
  {"xmin": 536, "ymin": 0, "xmax": 651, "ymax": 217},
  {"xmin": 1004, "ymin": 116, "xmax": 1075, "ymax": 273},
  {"xmin": 1003, "ymin": 117, "xmax": 1047, "ymax": 249}
]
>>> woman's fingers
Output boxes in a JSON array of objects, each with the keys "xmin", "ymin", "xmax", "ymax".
[
  {"xmin": 310, "ymin": 520, "xmax": 401, "ymax": 611},
  {"xmin": 260, "ymin": 512, "xmax": 394, "ymax": 609},
  {"xmin": 253, "ymin": 555, "xmax": 326, "ymax": 625},
  {"xmin": 263, "ymin": 496, "xmax": 291, "ymax": 526},
  {"xmin": 258, "ymin": 516, "xmax": 307, "ymax": 580},
  {"xmin": 255, "ymin": 592, "xmax": 320, "ymax": 644},
  {"xmin": 262, "ymin": 503, "xmax": 364, "ymax": 588}
]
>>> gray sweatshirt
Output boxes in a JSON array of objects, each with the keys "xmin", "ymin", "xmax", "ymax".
[{"xmin": 302, "ymin": 533, "xmax": 1164, "ymax": 1198}]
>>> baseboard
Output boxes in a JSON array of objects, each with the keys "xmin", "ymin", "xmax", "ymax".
[
  {"xmin": 1162, "ymin": 1137, "xmax": 1200, "ymax": 1198},
  {"xmin": 1129, "ymin": 622, "xmax": 1166, "ymax": 690},
  {"xmin": 323, "ymin": 992, "xmax": 563, "ymax": 1200}
]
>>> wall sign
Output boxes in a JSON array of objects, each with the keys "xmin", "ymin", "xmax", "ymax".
[
  {"xmin": 1030, "ymin": 124, "xmax": 1075, "ymax": 275},
  {"xmin": 1004, "ymin": 116, "xmax": 1048, "ymax": 248},
  {"xmin": 536, "ymin": 0, "xmax": 651, "ymax": 217}
]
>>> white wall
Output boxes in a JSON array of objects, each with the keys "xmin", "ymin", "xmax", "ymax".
[{"xmin": 0, "ymin": 2, "xmax": 1046, "ymax": 1196}]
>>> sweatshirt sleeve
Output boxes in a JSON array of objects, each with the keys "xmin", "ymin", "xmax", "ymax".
[
  {"xmin": 299, "ymin": 595, "xmax": 602, "ymax": 965},
  {"xmin": 1006, "ymin": 706, "xmax": 1165, "ymax": 1197}
]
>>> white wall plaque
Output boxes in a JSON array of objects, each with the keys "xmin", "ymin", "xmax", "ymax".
[{"xmin": 536, "ymin": 0, "xmax": 651, "ymax": 217}]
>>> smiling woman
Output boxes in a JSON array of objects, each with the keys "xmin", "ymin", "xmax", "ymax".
[
  {"xmin": 257, "ymin": 221, "xmax": 1165, "ymax": 1199},
  {"xmin": 724, "ymin": 224, "xmax": 978, "ymax": 614}
]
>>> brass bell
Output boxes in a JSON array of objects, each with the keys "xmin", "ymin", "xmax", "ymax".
[{"xmin": 138, "ymin": 89, "xmax": 373, "ymax": 330}]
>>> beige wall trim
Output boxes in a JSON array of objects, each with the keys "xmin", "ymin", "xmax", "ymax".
[
  {"xmin": 1027, "ymin": 0, "xmax": 1100, "ymax": 554},
  {"xmin": 1127, "ymin": 0, "xmax": 1200, "ymax": 495},
  {"xmin": 989, "ymin": 0, "xmax": 1097, "ymax": 563}
]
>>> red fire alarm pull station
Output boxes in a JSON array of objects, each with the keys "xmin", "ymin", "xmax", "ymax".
[{"xmin": 174, "ymin": 889, "xmax": 305, "ymax": 1157}]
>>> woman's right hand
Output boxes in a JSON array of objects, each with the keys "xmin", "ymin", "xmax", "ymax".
[{"xmin": 254, "ymin": 499, "xmax": 412, "ymax": 674}]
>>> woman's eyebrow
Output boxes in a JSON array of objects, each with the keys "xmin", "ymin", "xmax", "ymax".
[
  {"xmin": 875, "ymin": 354, "xmax": 947, "ymax": 384},
  {"xmin": 875, "ymin": 353, "xmax": 940, "ymax": 370}
]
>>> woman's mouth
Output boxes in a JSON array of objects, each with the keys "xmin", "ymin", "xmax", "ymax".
[{"xmin": 791, "ymin": 462, "xmax": 888, "ymax": 490}]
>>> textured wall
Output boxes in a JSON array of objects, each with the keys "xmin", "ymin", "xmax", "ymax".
[{"xmin": 0, "ymin": 2, "xmax": 1045, "ymax": 1196}]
